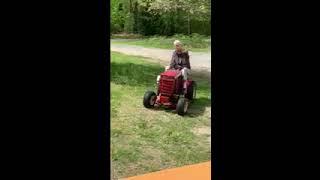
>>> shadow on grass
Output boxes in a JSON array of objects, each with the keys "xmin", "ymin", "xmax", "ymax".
[
  {"xmin": 186, "ymin": 97, "xmax": 211, "ymax": 117},
  {"xmin": 111, "ymin": 61, "xmax": 163, "ymax": 87},
  {"xmin": 147, "ymin": 97, "xmax": 211, "ymax": 118},
  {"xmin": 191, "ymin": 69, "xmax": 211, "ymax": 83}
]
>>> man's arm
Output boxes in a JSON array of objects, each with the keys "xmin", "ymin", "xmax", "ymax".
[
  {"xmin": 169, "ymin": 52, "xmax": 179, "ymax": 69},
  {"xmin": 185, "ymin": 51, "xmax": 191, "ymax": 69}
]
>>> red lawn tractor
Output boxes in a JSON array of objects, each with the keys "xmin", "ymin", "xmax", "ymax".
[{"xmin": 143, "ymin": 69, "xmax": 196, "ymax": 115}]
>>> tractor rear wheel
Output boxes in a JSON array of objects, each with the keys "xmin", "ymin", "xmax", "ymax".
[
  {"xmin": 143, "ymin": 91, "xmax": 156, "ymax": 108},
  {"xmin": 176, "ymin": 97, "xmax": 188, "ymax": 116},
  {"xmin": 186, "ymin": 81, "xmax": 197, "ymax": 100}
]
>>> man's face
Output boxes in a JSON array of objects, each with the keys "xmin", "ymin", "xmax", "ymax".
[{"xmin": 175, "ymin": 44, "xmax": 182, "ymax": 51}]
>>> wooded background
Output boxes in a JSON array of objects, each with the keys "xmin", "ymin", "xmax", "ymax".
[{"xmin": 111, "ymin": 0, "xmax": 211, "ymax": 36}]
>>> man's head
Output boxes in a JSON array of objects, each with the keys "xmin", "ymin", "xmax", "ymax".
[{"xmin": 173, "ymin": 40, "xmax": 182, "ymax": 52}]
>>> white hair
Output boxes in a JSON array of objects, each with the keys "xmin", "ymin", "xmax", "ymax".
[{"xmin": 173, "ymin": 40, "xmax": 182, "ymax": 46}]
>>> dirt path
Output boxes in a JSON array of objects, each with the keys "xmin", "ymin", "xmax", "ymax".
[{"xmin": 111, "ymin": 40, "xmax": 211, "ymax": 72}]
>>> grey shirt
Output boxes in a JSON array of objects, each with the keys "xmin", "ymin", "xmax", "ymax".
[{"xmin": 169, "ymin": 50, "xmax": 191, "ymax": 70}]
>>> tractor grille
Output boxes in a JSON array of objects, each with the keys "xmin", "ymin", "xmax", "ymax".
[{"xmin": 159, "ymin": 76, "xmax": 175, "ymax": 95}]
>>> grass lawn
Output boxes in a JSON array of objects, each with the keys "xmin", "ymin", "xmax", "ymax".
[
  {"xmin": 111, "ymin": 35, "xmax": 211, "ymax": 52},
  {"xmin": 111, "ymin": 52, "xmax": 211, "ymax": 179}
]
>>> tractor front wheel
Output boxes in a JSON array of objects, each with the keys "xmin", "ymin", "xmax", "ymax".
[
  {"xmin": 176, "ymin": 97, "xmax": 189, "ymax": 116},
  {"xmin": 143, "ymin": 91, "xmax": 156, "ymax": 108}
]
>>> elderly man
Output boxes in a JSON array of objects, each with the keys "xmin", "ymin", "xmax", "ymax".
[
  {"xmin": 156, "ymin": 40, "xmax": 191, "ymax": 90},
  {"xmin": 165, "ymin": 40, "xmax": 191, "ymax": 79},
  {"xmin": 165, "ymin": 40, "xmax": 191, "ymax": 90}
]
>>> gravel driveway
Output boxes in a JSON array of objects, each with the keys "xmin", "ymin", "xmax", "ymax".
[{"xmin": 111, "ymin": 40, "xmax": 211, "ymax": 72}]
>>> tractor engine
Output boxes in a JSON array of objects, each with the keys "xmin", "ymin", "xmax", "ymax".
[{"xmin": 156, "ymin": 70, "xmax": 183, "ymax": 107}]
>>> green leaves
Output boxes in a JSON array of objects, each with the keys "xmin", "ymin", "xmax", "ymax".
[{"xmin": 111, "ymin": 0, "xmax": 211, "ymax": 35}]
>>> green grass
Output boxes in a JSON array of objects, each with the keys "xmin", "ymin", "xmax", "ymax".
[
  {"xmin": 111, "ymin": 52, "xmax": 211, "ymax": 179},
  {"xmin": 111, "ymin": 34, "xmax": 211, "ymax": 52}
]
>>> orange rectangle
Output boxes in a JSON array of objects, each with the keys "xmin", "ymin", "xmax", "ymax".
[{"xmin": 123, "ymin": 161, "xmax": 211, "ymax": 180}]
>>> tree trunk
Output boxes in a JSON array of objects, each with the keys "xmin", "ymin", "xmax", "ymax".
[
  {"xmin": 129, "ymin": 0, "xmax": 132, "ymax": 13},
  {"xmin": 174, "ymin": 6, "xmax": 178, "ymax": 34},
  {"xmin": 188, "ymin": 13, "xmax": 191, "ymax": 35},
  {"xmin": 133, "ymin": 2, "xmax": 138, "ymax": 33}
]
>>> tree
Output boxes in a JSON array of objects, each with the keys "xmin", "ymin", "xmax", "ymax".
[
  {"xmin": 145, "ymin": 0, "xmax": 210, "ymax": 34},
  {"xmin": 111, "ymin": 0, "xmax": 211, "ymax": 35}
]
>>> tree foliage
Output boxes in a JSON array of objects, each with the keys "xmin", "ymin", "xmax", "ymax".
[{"xmin": 111, "ymin": 0, "xmax": 211, "ymax": 36}]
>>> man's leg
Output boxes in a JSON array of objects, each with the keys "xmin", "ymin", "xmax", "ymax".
[
  {"xmin": 181, "ymin": 67, "xmax": 190, "ymax": 81},
  {"xmin": 182, "ymin": 68, "xmax": 191, "ymax": 92}
]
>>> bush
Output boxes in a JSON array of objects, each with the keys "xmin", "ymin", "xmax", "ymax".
[
  {"xmin": 111, "ymin": 34, "xmax": 210, "ymax": 51},
  {"xmin": 111, "ymin": 33, "xmax": 144, "ymax": 39},
  {"xmin": 168, "ymin": 34, "xmax": 210, "ymax": 49}
]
